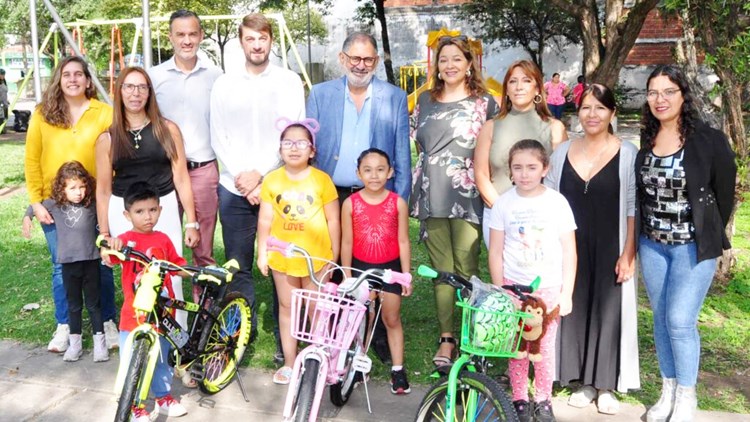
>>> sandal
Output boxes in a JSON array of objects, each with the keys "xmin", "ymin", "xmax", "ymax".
[
  {"xmin": 568, "ymin": 385, "xmax": 597, "ymax": 408},
  {"xmin": 432, "ymin": 336, "xmax": 457, "ymax": 367},
  {"xmin": 596, "ymin": 390, "xmax": 620, "ymax": 415},
  {"xmin": 273, "ymin": 366, "xmax": 293, "ymax": 385}
]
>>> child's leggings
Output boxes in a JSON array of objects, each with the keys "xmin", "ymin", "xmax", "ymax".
[{"xmin": 506, "ymin": 284, "xmax": 560, "ymax": 402}]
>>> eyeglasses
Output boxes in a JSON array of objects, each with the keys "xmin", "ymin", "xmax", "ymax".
[
  {"xmin": 341, "ymin": 52, "xmax": 377, "ymax": 67},
  {"xmin": 122, "ymin": 83, "xmax": 150, "ymax": 94},
  {"xmin": 280, "ymin": 139, "xmax": 313, "ymax": 150},
  {"xmin": 646, "ymin": 88, "xmax": 681, "ymax": 100},
  {"xmin": 439, "ymin": 35, "xmax": 469, "ymax": 43}
]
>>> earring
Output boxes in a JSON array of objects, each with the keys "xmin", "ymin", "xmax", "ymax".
[
  {"xmin": 533, "ymin": 94, "xmax": 542, "ymax": 104},
  {"xmin": 466, "ymin": 69, "xmax": 471, "ymax": 77},
  {"xmin": 437, "ymin": 72, "xmax": 442, "ymax": 80}
]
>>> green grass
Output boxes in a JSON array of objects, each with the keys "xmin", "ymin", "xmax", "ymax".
[{"xmin": 1, "ymin": 140, "xmax": 748, "ymax": 412}]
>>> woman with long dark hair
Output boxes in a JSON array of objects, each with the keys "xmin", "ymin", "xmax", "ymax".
[
  {"xmin": 637, "ymin": 65, "xmax": 735, "ymax": 422},
  {"xmin": 410, "ymin": 35, "xmax": 499, "ymax": 368},
  {"xmin": 95, "ymin": 67, "xmax": 198, "ymax": 331},
  {"xmin": 24, "ymin": 56, "xmax": 118, "ymax": 353},
  {"xmin": 546, "ymin": 84, "xmax": 640, "ymax": 415}
]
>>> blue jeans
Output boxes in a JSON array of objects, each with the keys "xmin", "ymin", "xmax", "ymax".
[
  {"xmin": 639, "ymin": 235, "xmax": 716, "ymax": 387},
  {"xmin": 42, "ymin": 223, "xmax": 117, "ymax": 324},
  {"xmin": 218, "ymin": 185, "xmax": 258, "ymax": 337},
  {"xmin": 548, "ymin": 103, "xmax": 565, "ymax": 119},
  {"xmin": 119, "ymin": 331, "xmax": 173, "ymax": 398}
]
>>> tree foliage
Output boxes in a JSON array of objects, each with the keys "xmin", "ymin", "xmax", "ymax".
[
  {"xmin": 549, "ymin": 0, "xmax": 659, "ymax": 88},
  {"xmin": 460, "ymin": 0, "xmax": 580, "ymax": 73}
]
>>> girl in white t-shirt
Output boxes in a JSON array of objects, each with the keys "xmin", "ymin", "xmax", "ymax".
[{"xmin": 487, "ymin": 139, "xmax": 577, "ymax": 422}]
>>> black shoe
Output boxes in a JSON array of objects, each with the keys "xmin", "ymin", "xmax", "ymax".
[
  {"xmin": 534, "ymin": 400, "xmax": 556, "ymax": 422},
  {"xmin": 372, "ymin": 336, "xmax": 392, "ymax": 365},
  {"xmin": 390, "ymin": 369, "xmax": 411, "ymax": 395},
  {"xmin": 512, "ymin": 400, "xmax": 533, "ymax": 422}
]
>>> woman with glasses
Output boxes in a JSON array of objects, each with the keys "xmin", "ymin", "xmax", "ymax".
[
  {"xmin": 545, "ymin": 84, "xmax": 640, "ymax": 416},
  {"xmin": 475, "ymin": 60, "xmax": 567, "ymax": 248},
  {"xmin": 24, "ymin": 56, "xmax": 119, "ymax": 354},
  {"xmin": 96, "ymin": 66, "xmax": 199, "ymax": 253},
  {"xmin": 638, "ymin": 65, "xmax": 735, "ymax": 422},
  {"xmin": 95, "ymin": 67, "xmax": 199, "ymax": 329},
  {"xmin": 409, "ymin": 35, "xmax": 499, "ymax": 369}
]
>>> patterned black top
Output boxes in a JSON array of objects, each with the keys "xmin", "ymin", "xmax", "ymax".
[{"xmin": 639, "ymin": 148, "xmax": 694, "ymax": 244}]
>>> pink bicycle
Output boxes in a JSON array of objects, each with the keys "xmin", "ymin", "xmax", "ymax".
[{"xmin": 266, "ymin": 237, "xmax": 412, "ymax": 422}]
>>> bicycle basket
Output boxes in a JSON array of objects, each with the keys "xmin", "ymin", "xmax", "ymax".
[
  {"xmin": 290, "ymin": 289, "xmax": 367, "ymax": 351},
  {"xmin": 457, "ymin": 299, "xmax": 527, "ymax": 358}
]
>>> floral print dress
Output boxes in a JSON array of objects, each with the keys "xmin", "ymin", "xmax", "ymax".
[{"xmin": 410, "ymin": 92, "xmax": 499, "ymax": 238}]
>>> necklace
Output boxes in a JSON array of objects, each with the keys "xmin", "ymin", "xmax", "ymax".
[
  {"xmin": 128, "ymin": 119, "xmax": 150, "ymax": 149},
  {"xmin": 580, "ymin": 138, "xmax": 611, "ymax": 194}
]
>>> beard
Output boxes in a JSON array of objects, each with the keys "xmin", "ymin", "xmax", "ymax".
[
  {"xmin": 343, "ymin": 66, "xmax": 374, "ymax": 88},
  {"xmin": 246, "ymin": 50, "xmax": 270, "ymax": 67}
]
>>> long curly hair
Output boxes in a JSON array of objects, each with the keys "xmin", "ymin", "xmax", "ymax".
[
  {"xmin": 640, "ymin": 65, "xmax": 697, "ymax": 148},
  {"xmin": 429, "ymin": 37, "xmax": 486, "ymax": 101},
  {"xmin": 497, "ymin": 60, "xmax": 552, "ymax": 121},
  {"xmin": 39, "ymin": 56, "xmax": 98, "ymax": 128},
  {"xmin": 109, "ymin": 67, "xmax": 176, "ymax": 163},
  {"xmin": 51, "ymin": 161, "xmax": 96, "ymax": 207}
]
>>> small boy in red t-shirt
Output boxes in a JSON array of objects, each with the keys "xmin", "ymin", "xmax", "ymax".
[{"xmin": 102, "ymin": 182, "xmax": 187, "ymax": 420}]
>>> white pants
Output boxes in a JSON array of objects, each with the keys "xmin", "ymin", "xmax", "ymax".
[{"xmin": 108, "ymin": 190, "xmax": 187, "ymax": 328}]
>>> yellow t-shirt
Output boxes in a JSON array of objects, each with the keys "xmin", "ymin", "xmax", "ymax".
[
  {"xmin": 24, "ymin": 99, "xmax": 113, "ymax": 203},
  {"xmin": 261, "ymin": 166, "xmax": 338, "ymax": 277}
]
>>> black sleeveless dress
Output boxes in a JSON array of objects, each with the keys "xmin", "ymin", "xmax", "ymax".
[{"xmin": 558, "ymin": 151, "xmax": 622, "ymax": 390}]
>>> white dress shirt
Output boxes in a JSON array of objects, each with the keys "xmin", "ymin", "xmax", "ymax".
[
  {"xmin": 149, "ymin": 56, "xmax": 223, "ymax": 163},
  {"xmin": 210, "ymin": 63, "xmax": 305, "ymax": 195}
]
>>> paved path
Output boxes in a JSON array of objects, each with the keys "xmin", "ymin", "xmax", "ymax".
[{"xmin": 2, "ymin": 340, "xmax": 747, "ymax": 422}]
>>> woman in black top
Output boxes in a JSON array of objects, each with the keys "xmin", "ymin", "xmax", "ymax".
[{"xmin": 637, "ymin": 65, "xmax": 736, "ymax": 422}]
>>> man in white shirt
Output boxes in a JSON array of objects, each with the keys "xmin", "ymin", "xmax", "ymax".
[
  {"xmin": 149, "ymin": 10, "xmax": 223, "ymax": 270},
  {"xmin": 210, "ymin": 13, "xmax": 305, "ymax": 340}
]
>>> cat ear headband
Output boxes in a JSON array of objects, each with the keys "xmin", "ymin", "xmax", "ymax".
[{"xmin": 275, "ymin": 117, "xmax": 321, "ymax": 146}]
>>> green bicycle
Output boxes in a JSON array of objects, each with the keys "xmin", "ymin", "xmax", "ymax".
[
  {"xmin": 414, "ymin": 265, "xmax": 538, "ymax": 422},
  {"xmin": 98, "ymin": 236, "xmax": 252, "ymax": 422}
]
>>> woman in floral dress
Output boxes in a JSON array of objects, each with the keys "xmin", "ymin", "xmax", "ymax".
[{"xmin": 410, "ymin": 35, "xmax": 499, "ymax": 367}]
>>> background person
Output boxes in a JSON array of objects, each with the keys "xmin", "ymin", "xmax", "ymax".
[
  {"xmin": 637, "ymin": 65, "xmax": 736, "ymax": 422},
  {"xmin": 544, "ymin": 72, "xmax": 570, "ymax": 120},
  {"xmin": 24, "ymin": 56, "xmax": 118, "ymax": 352},
  {"xmin": 475, "ymin": 59, "xmax": 567, "ymax": 248},
  {"xmin": 409, "ymin": 35, "xmax": 499, "ymax": 368},
  {"xmin": 546, "ymin": 84, "xmax": 640, "ymax": 414}
]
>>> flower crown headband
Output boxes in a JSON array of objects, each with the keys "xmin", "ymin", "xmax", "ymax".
[{"xmin": 275, "ymin": 117, "xmax": 321, "ymax": 146}]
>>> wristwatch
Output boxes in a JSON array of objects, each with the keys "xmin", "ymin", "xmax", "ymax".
[{"xmin": 185, "ymin": 222, "xmax": 200, "ymax": 230}]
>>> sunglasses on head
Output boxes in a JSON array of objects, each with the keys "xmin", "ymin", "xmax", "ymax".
[{"xmin": 439, "ymin": 35, "xmax": 469, "ymax": 43}]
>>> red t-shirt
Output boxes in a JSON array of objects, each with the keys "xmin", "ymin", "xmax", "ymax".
[
  {"xmin": 351, "ymin": 191, "xmax": 400, "ymax": 263},
  {"xmin": 113, "ymin": 230, "xmax": 186, "ymax": 332}
]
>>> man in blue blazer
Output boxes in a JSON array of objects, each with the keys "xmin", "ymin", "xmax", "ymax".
[{"xmin": 307, "ymin": 32, "xmax": 411, "ymax": 202}]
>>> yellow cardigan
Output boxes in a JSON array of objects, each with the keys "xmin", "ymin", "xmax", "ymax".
[{"xmin": 24, "ymin": 99, "xmax": 113, "ymax": 203}]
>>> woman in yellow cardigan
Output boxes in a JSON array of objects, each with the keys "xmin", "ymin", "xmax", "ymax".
[{"xmin": 24, "ymin": 56, "xmax": 119, "ymax": 353}]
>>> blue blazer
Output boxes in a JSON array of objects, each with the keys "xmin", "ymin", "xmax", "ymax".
[{"xmin": 306, "ymin": 76, "xmax": 412, "ymax": 200}]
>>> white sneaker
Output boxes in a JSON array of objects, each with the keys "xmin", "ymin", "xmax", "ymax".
[
  {"xmin": 63, "ymin": 334, "xmax": 83, "ymax": 361},
  {"xmin": 103, "ymin": 320, "xmax": 119, "ymax": 350},
  {"xmin": 48, "ymin": 324, "xmax": 70, "ymax": 353},
  {"xmin": 155, "ymin": 394, "xmax": 187, "ymax": 417}
]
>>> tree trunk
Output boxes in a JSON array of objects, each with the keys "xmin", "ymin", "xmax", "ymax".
[{"xmin": 374, "ymin": 0, "xmax": 395, "ymax": 85}]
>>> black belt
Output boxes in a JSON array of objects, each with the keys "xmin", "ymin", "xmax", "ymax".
[
  {"xmin": 187, "ymin": 159, "xmax": 216, "ymax": 170},
  {"xmin": 335, "ymin": 185, "xmax": 363, "ymax": 193}
]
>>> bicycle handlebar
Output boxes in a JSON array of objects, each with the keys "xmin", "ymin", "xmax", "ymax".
[
  {"xmin": 417, "ymin": 264, "xmax": 538, "ymax": 301},
  {"xmin": 266, "ymin": 236, "xmax": 412, "ymax": 292},
  {"xmin": 97, "ymin": 235, "xmax": 239, "ymax": 285}
]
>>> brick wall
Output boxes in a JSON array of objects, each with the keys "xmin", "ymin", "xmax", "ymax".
[
  {"xmin": 625, "ymin": 9, "xmax": 685, "ymax": 65},
  {"xmin": 625, "ymin": 43, "xmax": 675, "ymax": 65},
  {"xmin": 385, "ymin": 0, "xmax": 470, "ymax": 6}
]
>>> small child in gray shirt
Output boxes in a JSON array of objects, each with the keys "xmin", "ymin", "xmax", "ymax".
[{"xmin": 22, "ymin": 161, "xmax": 108, "ymax": 363}]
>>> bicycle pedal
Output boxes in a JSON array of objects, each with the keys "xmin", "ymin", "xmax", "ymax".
[
  {"xmin": 190, "ymin": 363, "xmax": 205, "ymax": 381},
  {"xmin": 352, "ymin": 354, "xmax": 372, "ymax": 373}
]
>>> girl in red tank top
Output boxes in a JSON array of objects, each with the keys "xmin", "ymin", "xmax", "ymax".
[{"xmin": 341, "ymin": 148, "xmax": 413, "ymax": 395}]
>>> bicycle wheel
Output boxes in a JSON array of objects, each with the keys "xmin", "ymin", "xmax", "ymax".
[
  {"xmin": 197, "ymin": 292, "xmax": 252, "ymax": 394},
  {"xmin": 415, "ymin": 370, "xmax": 518, "ymax": 422},
  {"xmin": 293, "ymin": 359, "xmax": 320, "ymax": 422},
  {"xmin": 114, "ymin": 337, "xmax": 151, "ymax": 422}
]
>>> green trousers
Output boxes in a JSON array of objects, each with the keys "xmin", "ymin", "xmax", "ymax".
[{"xmin": 424, "ymin": 218, "xmax": 481, "ymax": 334}]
